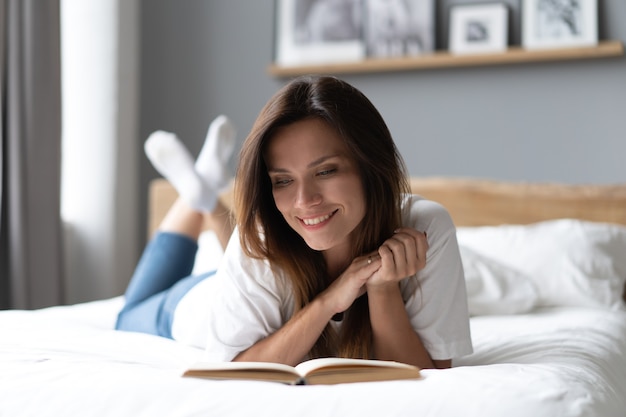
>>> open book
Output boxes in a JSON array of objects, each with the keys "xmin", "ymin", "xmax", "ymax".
[{"xmin": 182, "ymin": 357, "xmax": 421, "ymax": 385}]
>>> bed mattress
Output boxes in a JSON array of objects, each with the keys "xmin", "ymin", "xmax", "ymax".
[{"xmin": 1, "ymin": 297, "xmax": 624, "ymax": 417}]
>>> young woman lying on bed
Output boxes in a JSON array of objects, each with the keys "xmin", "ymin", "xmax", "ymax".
[{"xmin": 116, "ymin": 75, "xmax": 473, "ymax": 369}]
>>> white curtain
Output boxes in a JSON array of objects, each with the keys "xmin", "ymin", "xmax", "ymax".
[{"xmin": 60, "ymin": 0, "xmax": 139, "ymax": 304}]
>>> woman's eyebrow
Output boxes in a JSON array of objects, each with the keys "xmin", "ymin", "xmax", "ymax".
[
  {"xmin": 306, "ymin": 154, "xmax": 340, "ymax": 169},
  {"xmin": 268, "ymin": 155, "xmax": 341, "ymax": 174}
]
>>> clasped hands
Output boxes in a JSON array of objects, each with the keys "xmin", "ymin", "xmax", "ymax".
[{"xmin": 324, "ymin": 228, "xmax": 428, "ymax": 314}]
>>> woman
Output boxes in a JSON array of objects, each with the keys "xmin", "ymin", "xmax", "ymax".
[{"xmin": 117, "ymin": 76, "xmax": 472, "ymax": 369}]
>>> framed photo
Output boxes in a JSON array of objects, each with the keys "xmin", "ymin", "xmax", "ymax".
[
  {"xmin": 449, "ymin": 3, "xmax": 509, "ymax": 55},
  {"xmin": 274, "ymin": 0, "xmax": 366, "ymax": 67},
  {"xmin": 522, "ymin": 0, "xmax": 598, "ymax": 50},
  {"xmin": 364, "ymin": 0, "xmax": 435, "ymax": 58}
]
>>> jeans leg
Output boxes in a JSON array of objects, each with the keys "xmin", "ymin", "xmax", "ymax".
[
  {"xmin": 115, "ymin": 232, "xmax": 211, "ymax": 337},
  {"xmin": 121, "ymin": 232, "xmax": 198, "ymax": 309},
  {"xmin": 115, "ymin": 271, "xmax": 215, "ymax": 338}
]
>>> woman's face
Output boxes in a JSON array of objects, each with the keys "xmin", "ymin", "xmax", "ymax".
[{"xmin": 265, "ymin": 118, "xmax": 366, "ymax": 260}]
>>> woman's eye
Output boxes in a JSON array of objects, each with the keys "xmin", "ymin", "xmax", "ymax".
[
  {"xmin": 317, "ymin": 168, "xmax": 337, "ymax": 177},
  {"xmin": 273, "ymin": 178, "xmax": 291, "ymax": 187}
]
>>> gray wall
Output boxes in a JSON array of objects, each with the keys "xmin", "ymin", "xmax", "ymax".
[{"xmin": 139, "ymin": 0, "xmax": 626, "ymax": 243}]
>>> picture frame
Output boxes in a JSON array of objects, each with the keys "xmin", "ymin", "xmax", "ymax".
[
  {"xmin": 449, "ymin": 3, "xmax": 509, "ymax": 55},
  {"xmin": 522, "ymin": 0, "xmax": 598, "ymax": 50},
  {"xmin": 274, "ymin": 0, "xmax": 366, "ymax": 67},
  {"xmin": 363, "ymin": 0, "xmax": 435, "ymax": 58}
]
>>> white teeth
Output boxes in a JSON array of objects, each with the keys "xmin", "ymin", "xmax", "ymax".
[{"xmin": 302, "ymin": 213, "xmax": 331, "ymax": 226}]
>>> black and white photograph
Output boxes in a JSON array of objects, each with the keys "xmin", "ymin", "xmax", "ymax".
[
  {"xmin": 364, "ymin": 0, "xmax": 435, "ymax": 58},
  {"xmin": 522, "ymin": 0, "xmax": 598, "ymax": 49},
  {"xmin": 293, "ymin": 0, "xmax": 362, "ymax": 44},
  {"xmin": 449, "ymin": 3, "xmax": 509, "ymax": 55},
  {"xmin": 275, "ymin": 0, "xmax": 366, "ymax": 66}
]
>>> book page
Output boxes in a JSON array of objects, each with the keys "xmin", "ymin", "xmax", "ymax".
[
  {"xmin": 294, "ymin": 357, "xmax": 418, "ymax": 377},
  {"xmin": 186, "ymin": 361, "xmax": 298, "ymax": 375}
]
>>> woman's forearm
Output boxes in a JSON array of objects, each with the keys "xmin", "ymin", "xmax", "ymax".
[
  {"xmin": 233, "ymin": 256, "xmax": 375, "ymax": 366},
  {"xmin": 367, "ymin": 284, "xmax": 435, "ymax": 369},
  {"xmin": 232, "ymin": 295, "xmax": 335, "ymax": 366}
]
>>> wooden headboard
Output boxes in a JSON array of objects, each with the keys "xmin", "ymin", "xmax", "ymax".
[
  {"xmin": 150, "ymin": 177, "xmax": 626, "ymax": 302},
  {"xmin": 408, "ymin": 177, "xmax": 626, "ymax": 227},
  {"xmin": 149, "ymin": 177, "xmax": 626, "ymax": 236}
]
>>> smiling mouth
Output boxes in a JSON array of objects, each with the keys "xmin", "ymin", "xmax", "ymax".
[{"xmin": 300, "ymin": 209, "xmax": 338, "ymax": 226}]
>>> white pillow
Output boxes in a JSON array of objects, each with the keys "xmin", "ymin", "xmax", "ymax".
[
  {"xmin": 460, "ymin": 245, "xmax": 539, "ymax": 316},
  {"xmin": 457, "ymin": 219, "xmax": 626, "ymax": 310}
]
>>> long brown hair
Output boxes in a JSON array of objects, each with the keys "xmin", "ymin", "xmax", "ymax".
[{"xmin": 234, "ymin": 76, "xmax": 410, "ymax": 359}]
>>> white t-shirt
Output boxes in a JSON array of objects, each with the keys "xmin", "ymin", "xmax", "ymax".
[{"xmin": 172, "ymin": 194, "xmax": 473, "ymax": 361}]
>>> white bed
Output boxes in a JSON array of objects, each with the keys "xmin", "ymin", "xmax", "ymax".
[{"xmin": 2, "ymin": 177, "xmax": 625, "ymax": 417}]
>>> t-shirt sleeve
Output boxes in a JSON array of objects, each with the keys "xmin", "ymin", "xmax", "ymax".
[
  {"xmin": 202, "ymin": 233, "xmax": 293, "ymax": 362},
  {"xmin": 401, "ymin": 196, "xmax": 473, "ymax": 360}
]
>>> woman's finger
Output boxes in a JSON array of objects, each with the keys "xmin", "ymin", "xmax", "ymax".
[
  {"xmin": 395, "ymin": 228, "xmax": 428, "ymax": 266},
  {"xmin": 383, "ymin": 229, "xmax": 428, "ymax": 276}
]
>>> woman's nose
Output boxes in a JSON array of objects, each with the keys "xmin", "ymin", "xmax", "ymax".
[{"xmin": 294, "ymin": 182, "xmax": 322, "ymax": 207}]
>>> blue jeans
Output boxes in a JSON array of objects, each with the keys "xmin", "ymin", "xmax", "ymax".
[{"xmin": 115, "ymin": 232, "xmax": 215, "ymax": 338}]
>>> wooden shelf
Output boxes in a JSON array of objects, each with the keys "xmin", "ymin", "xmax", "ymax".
[{"xmin": 267, "ymin": 40, "xmax": 624, "ymax": 77}]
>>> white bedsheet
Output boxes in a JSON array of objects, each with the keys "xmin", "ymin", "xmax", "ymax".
[{"xmin": 1, "ymin": 298, "xmax": 625, "ymax": 417}]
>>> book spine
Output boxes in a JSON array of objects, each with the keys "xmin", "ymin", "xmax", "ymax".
[{"xmin": 293, "ymin": 377, "xmax": 307, "ymax": 386}]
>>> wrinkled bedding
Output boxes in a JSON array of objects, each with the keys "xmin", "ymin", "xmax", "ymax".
[{"xmin": 2, "ymin": 297, "xmax": 624, "ymax": 417}]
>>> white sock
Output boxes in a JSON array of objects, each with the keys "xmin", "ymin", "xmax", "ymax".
[
  {"xmin": 195, "ymin": 115, "xmax": 236, "ymax": 193},
  {"xmin": 145, "ymin": 130, "xmax": 217, "ymax": 212}
]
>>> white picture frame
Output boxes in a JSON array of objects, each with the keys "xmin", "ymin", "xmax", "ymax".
[
  {"xmin": 522, "ymin": 0, "xmax": 598, "ymax": 50},
  {"xmin": 363, "ymin": 0, "xmax": 435, "ymax": 58},
  {"xmin": 449, "ymin": 3, "xmax": 509, "ymax": 55},
  {"xmin": 274, "ymin": 0, "xmax": 366, "ymax": 67}
]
